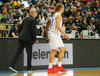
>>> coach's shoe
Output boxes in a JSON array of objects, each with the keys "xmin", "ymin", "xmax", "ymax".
[
  {"xmin": 52, "ymin": 64, "xmax": 57, "ymax": 68},
  {"xmin": 47, "ymin": 67, "xmax": 58, "ymax": 73},
  {"xmin": 56, "ymin": 66, "xmax": 67, "ymax": 72},
  {"xmin": 9, "ymin": 67, "xmax": 18, "ymax": 73}
]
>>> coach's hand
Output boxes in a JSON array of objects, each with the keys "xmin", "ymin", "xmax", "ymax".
[
  {"xmin": 65, "ymin": 34, "xmax": 70, "ymax": 40},
  {"xmin": 35, "ymin": 40, "xmax": 39, "ymax": 44}
]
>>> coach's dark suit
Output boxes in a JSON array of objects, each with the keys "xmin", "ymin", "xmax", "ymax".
[{"xmin": 10, "ymin": 16, "xmax": 37, "ymax": 70}]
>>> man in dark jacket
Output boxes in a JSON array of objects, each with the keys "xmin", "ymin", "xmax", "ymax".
[{"xmin": 9, "ymin": 8, "xmax": 39, "ymax": 73}]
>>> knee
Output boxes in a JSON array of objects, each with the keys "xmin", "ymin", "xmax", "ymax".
[{"xmin": 60, "ymin": 48, "xmax": 65, "ymax": 53}]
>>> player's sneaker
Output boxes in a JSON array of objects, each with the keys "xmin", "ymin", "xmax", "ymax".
[
  {"xmin": 52, "ymin": 64, "xmax": 57, "ymax": 68},
  {"xmin": 9, "ymin": 67, "xmax": 18, "ymax": 73},
  {"xmin": 47, "ymin": 67, "xmax": 58, "ymax": 73},
  {"xmin": 56, "ymin": 66, "xmax": 67, "ymax": 72}
]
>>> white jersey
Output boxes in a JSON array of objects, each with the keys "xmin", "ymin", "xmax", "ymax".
[
  {"xmin": 49, "ymin": 12, "xmax": 62, "ymax": 34},
  {"xmin": 48, "ymin": 13, "xmax": 64, "ymax": 50}
]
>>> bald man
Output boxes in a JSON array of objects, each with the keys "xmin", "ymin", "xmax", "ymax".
[{"xmin": 9, "ymin": 8, "xmax": 39, "ymax": 73}]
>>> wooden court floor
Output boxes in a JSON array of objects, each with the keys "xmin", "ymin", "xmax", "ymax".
[{"xmin": 0, "ymin": 67, "xmax": 100, "ymax": 76}]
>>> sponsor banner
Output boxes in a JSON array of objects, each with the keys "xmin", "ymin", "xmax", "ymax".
[{"xmin": 24, "ymin": 43, "xmax": 73, "ymax": 66}]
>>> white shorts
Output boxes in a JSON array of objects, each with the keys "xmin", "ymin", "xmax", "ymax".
[{"xmin": 48, "ymin": 32, "xmax": 64, "ymax": 50}]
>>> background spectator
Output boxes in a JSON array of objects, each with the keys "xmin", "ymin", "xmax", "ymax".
[
  {"xmin": 0, "ymin": 9, "xmax": 7, "ymax": 19},
  {"xmin": 7, "ymin": 8, "xmax": 14, "ymax": 23},
  {"xmin": 18, "ymin": 4, "xmax": 24, "ymax": 16},
  {"xmin": 9, "ymin": 20, "xmax": 20, "ymax": 37},
  {"xmin": 78, "ymin": 18, "xmax": 88, "ymax": 33},
  {"xmin": 0, "ymin": 0, "xmax": 100, "ymax": 37}
]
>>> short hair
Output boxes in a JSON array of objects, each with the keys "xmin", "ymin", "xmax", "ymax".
[
  {"xmin": 14, "ymin": 21, "xmax": 20, "ymax": 26},
  {"xmin": 21, "ymin": 4, "xmax": 24, "ymax": 7},
  {"xmin": 55, "ymin": 3, "xmax": 64, "ymax": 11},
  {"xmin": 67, "ymin": 4, "xmax": 70, "ymax": 6},
  {"xmin": 30, "ymin": 4, "xmax": 32, "ymax": 8}
]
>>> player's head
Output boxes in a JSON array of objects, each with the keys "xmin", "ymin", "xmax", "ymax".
[{"xmin": 55, "ymin": 3, "xmax": 64, "ymax": 13}]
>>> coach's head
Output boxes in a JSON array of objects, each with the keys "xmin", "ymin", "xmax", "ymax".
[{"xmin": 30, "ymin": 8, "xmax": 37, "ymax": 18}]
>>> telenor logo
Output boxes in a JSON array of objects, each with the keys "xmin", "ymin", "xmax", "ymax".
[{"xmin": 33, "ymin": 49, "xmax": 69, "ymax": 59}]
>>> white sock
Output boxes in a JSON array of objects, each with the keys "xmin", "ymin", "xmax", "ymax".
[
  {"xmin": 53, "ymin": 57, "xmax": 58, "ymax": 65},
  {"xmin": 48, "ymin": 63, "xmax": 52, "ymax": 68},
  {"xmin": 58, "ymin": 61, "xmax": 62, "ymax": 67}
]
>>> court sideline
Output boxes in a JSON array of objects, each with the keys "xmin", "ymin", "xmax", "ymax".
[{"xmin": 0, "ymin": 67, "xmax": 100, "ymax": 76}]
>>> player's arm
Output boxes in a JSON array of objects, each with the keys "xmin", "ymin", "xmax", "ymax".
[
  {"xmin": 63, "ymin": 16, "xmax": 81, "ymax": 21},
  {"xmin": 11, "ymin": 33, "xmax": 19, "ymax": 38},
  {"xmin": 45, "ymin": 19, "xmax": 51, "ymax": 43},
  {"xmin": 56, "ymin": 15, "xmax": 70, "ymax": 40}
]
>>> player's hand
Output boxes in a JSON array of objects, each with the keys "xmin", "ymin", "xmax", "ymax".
[
  {"xmin": 65, "ymin": 34, "xmax": 70, "ymax": 40},
  {"xmin": 46, "ymin": 38, "xmax": 50, "ymax": 43},
  {"xmin": 35, "ymin": 40, "xmax": 39, "ymax": 44}
]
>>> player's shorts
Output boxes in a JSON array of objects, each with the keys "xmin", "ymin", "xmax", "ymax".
[{"xmin": 48, "ymin": 32, "xmax": 64, "ymax": 50}]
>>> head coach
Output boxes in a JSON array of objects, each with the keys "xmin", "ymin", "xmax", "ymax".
[{"xmin": 9, "ymin": 8, "xmax": 39, "ymax": 73}]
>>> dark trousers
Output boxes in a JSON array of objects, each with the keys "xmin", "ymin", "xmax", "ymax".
[{"xmin": 10, "ymin": 40, "xmax": 32, "ymax": 70}]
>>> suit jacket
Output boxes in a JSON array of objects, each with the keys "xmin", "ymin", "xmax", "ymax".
[{"xmin": 18, "ymin": 16, "xmax": 37, "ymax": 45}]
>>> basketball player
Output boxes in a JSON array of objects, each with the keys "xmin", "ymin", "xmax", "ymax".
[
  {"xmin": 47, "ymin": 3, "xmax": 69, "ymax": 73},
  {"xmin": 45, "ymin": 4, "xmax": 81, "ymax": 73}
]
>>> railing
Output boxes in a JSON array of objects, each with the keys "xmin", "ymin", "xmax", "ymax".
[
  {"xmin": 0, "ymin": 23, "xmax": 13, "ymax": 37},
  {"xmin": 0, "ymin": 24, "xmax": 45, "ymax": 38},
  {"xmin": 0, "ymin": 23, "xmax": 81, "ymax": 38}
]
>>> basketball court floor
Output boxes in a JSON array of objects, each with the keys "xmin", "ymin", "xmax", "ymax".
[{"xmin": 0, "ymin": 67, "xmax": 100, "ymax": 76}]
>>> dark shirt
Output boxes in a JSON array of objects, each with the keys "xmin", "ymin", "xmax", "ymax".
[
  {"xmin": 18, "ymin": 16, "xmax": 37, "ymax": 45},
  {"xmin": 78, "ymin": 22, "xmax": 88, "ymax": 33},
  {"xmin": 9, "ymin": 26, "xmax": 19, "ymax": 37},
  {"xmin": 79, "ymin": 22, "xmax": 88, "ymax": 30},
  {"xmin": 86, "ymin": 17, "xmax": 91, "ymax": 24}
]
